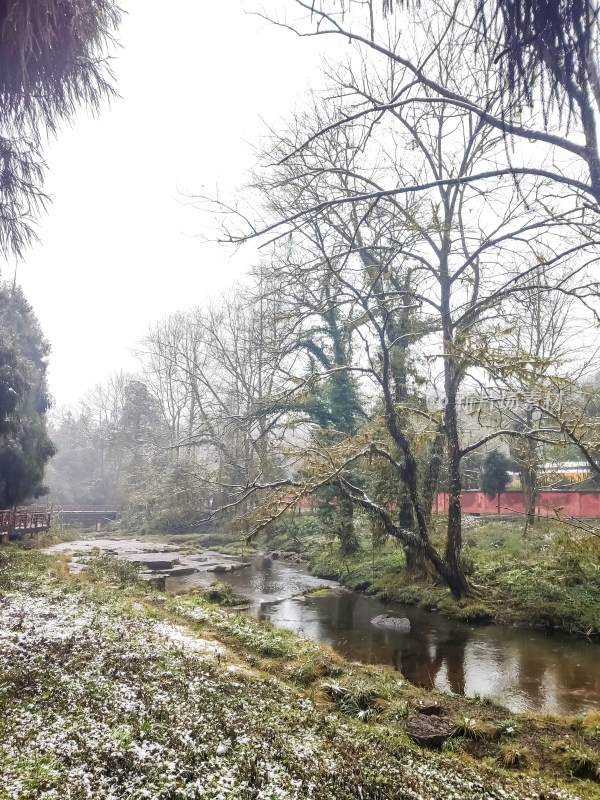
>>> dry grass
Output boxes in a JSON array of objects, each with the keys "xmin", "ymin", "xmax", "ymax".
[{"xmin": 499, "ymin": 744, "xmax": 532, "ymax": 769}]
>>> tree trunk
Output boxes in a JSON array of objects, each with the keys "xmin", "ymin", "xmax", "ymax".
[
  {"xmin": 525, "ymin": 476, "xmax": 536, "ymax": 528},
  {"xmin": 421, "ymin": 429, "xmax": 445, "ymax": 525},
  {"xmin": 522, "ymin": 407, "xmax": 538, "ymax": 528},
  {"xmin": 398, "ymin": 494, "xmax": 426, "ymax": 574},
  {"xmin": 440, "ymin": 260, "xmax": 469, "ymax": 599},
  {"xmin": 444, "ymin": 477, "xmax": 469, "ymax": 598}
]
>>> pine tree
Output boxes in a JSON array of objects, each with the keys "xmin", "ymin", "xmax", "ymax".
[
  {"xmin": 0, "ymin": 283, "xmax": 55, "ymax": 508},
  {"xmin": 481, "ymin": 450, "xmax": 512, "ymax": 516}
]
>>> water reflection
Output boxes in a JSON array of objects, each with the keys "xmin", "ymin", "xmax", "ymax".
[{"xmin": 168, "ymin": 556, "xmax": 600, "ymax": 715}]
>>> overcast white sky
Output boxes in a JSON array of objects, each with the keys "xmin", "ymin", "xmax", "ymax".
[{"xmin": 14, "ymin": 0, "xmax": 328, "ymax": 407}]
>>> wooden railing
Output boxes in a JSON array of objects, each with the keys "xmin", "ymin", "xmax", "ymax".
[
  {"xmin": 23, "ymin": 504, "xmax": 121, "ymax": 514},
  {"xmin": 0, "ymin": 510, "xmax": 52, "ymax": 539}
]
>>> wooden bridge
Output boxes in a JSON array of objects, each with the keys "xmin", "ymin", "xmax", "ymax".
[
  {"xmin": 0, "ymin": 510, "xmax": 52, "ymax": 543},
  {"xmin": 0, "ymin": 504, "xmax": 123, "ymax": 543},
  {"xmin": 54, "ymin": 505, "xmax": 122, "ymax": 530}
]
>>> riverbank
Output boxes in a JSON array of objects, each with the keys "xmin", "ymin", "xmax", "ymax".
[
  {"xmin": 193, "ymin": 514, "xmax": 600, "ymax": 639},
  {"xmin": 1, "ymin": 545, "xmax": 599, "ymax": 798}
]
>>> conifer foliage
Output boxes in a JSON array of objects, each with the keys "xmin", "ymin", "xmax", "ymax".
[
  {"xmin": 0, "ymin": 283, "xmax": 55, "ymax": 508},
  {"xmin": 0, "ymin": 0, "xmax": 121, "ymax": 257},
  {"xmin": 481, "ymin": 451, "xmax": 513, "ymax": 515}
]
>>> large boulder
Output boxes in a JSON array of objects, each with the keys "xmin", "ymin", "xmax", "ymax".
[
  {"xmin": 370, "ymin": 614, "xmax": 411, "ymax": 632},
  {"xmin": 405, "ymin": 714, "xmax": 459, "ymax": 747}
]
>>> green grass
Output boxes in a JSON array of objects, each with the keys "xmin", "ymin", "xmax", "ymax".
[
  {"xmin": 249, "ymin": 513, "xmax": 600, "ymax": 638},
  {"xmin": 1, "ymin": 544, "xmax": 600, "ymax": 796},
  {"xmin": 85, "ymin": 552, "xmax": 145, "ymax": 589}
]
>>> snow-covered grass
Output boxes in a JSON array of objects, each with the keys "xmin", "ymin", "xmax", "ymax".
[{"xmin": 0, "ymin": 548, "xmax": 588, "ymax": 799}]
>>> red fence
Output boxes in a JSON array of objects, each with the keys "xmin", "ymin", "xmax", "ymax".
[{"xmin": 436, "ymin": 491, "xmax": 600, "ymax": 518}]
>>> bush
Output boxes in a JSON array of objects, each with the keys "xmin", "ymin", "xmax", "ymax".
[
  {"xmin": 85, "ymin": 553, "xmax": 142, "ymax": 589},
  {"xmin": 497, "ymin": 718, "xmax": 521, "ymax": 738},
  {"xmin": 202, "ymin": 582, "xmax": 247, "ymax": 607},
  {"xmin": 499, "ymin": 744, "xmax": 531, "ymax": 768}
]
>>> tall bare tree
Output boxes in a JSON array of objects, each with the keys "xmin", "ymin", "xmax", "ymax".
[{"xmin": 205, "ymin": 4, "xmax": 599, "ymax": 596}]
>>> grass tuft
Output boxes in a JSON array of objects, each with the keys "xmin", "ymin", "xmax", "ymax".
[
  {"xmin": 499, "ymin": 744, "xmax": 531, "ymax": 769},
  {"xmin": 456, "ymin": 717, "xmax": 485, "ymax": 740},
  {"xmin": 201, "ymin": 581, "xmax": 248, "ymax": 606},
  {"xmin": 562, "ymin": 745, "xmax": 600, "ymax": 780},
  {"xmin": 497, "ymin": 718, "xmax": 521, "ymax": 738}
]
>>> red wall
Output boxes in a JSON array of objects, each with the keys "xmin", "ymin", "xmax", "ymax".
[{"xmin": 435, "ymin": 491, "xmax": 600, "ymax": 518}]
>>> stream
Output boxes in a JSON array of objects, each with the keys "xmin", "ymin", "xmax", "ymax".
[
  {"xmin": 168, "ymin": 554, "xmax": 600, "ymax": 716},
  {"xmin": 49, "ymin": 540, "xmax": 600, "ymax": 715}
]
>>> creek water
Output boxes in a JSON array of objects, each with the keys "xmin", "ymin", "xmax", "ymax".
[{"xmin": 168, "ymin": 555, "xmax": 600, "ymax": 716}]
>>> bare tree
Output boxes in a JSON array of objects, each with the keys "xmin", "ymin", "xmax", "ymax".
[
  {"xmin": 202, "ymin": 6, "xmax": 600, "ymax": 597},
  {"xmin": 139, "ymin": 286, "xmax": 297, "ymax": 521},
  {"xmin": 257, "ymin": 0, "xmax": 600, "ymax": 213}
]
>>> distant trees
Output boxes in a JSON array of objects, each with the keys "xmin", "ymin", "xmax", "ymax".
[
  {"xmin": 49, "ymin": 372, "xmax": 169, "ymax": 509},
  {"xmin": 48, "ymin": 286, "xmax": 295, "ymax": 531},
  {"xmin": 140, "ymin": 287, "xmax": 296, "ymax": 527},
  {"xmin": 0, "ymin": 283, "xmax": 55, "ymax": 508}
]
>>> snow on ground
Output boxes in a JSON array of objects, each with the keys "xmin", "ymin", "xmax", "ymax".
[{"xmin": 0, "ymin": 588, "xmax": 578, "ymax": 800}]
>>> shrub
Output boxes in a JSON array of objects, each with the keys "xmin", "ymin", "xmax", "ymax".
[
  {"xmin": 383, "ymin": 699, "xmax": 412, "ymax": 723},
  {"xmin": 202, "ymin": 582, "xmax": 247, "ymax": 606},
  {"xmin": 456, "ymin": 717, "xmax": 484, "ymax": 740},
  {"xmin": 85, "ymin": 553, "xmax": 142, "ymax": 589},
  {"xmin": 441, "ymin": 738, "xmax": 464, "ymax": 754},
  {"xmin": 497, "ymin": 718, "xmax": 521, "ymax": 738},
  {"xmin": 472, "ymin": 693, "xmax": 502, "ymax": 709},
  {"xmin": 324, "ymin": 677, "xmax": 380, "ymax": 723}
]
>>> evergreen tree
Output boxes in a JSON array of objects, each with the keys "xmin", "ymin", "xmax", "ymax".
[
  {"xmin": 0, "ymin": 283, "xmax": 55, "ymax": 508},
  {"xmin": 313, "ymin": 368, "xmax": 364, "ymax": 555},
  {"xmin": 481, "ymin": 450, "xmax": 512, "ymax": 515}
]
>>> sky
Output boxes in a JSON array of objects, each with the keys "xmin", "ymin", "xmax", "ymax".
[{"xmin": 15, "ymin": 0, "xmax": 328, "ymax": 407}]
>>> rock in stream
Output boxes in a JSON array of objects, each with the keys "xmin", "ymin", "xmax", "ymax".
[{"xmin": 370, "ymin": 614, "xmax": 411, "ymax": 632}]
